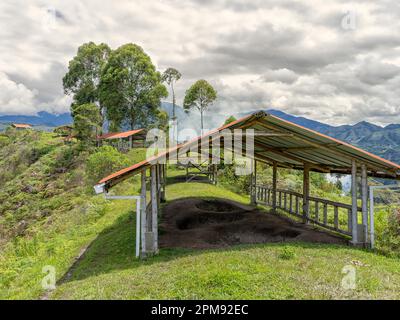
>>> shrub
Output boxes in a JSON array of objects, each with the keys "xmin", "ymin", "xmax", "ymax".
[
  {"xmin": 376, "ymin": 207, "xmax": 400, "ymax": 257},
  {"xmin": 0, "ymin": 135, "xmax": 10, "ymax": 148},
  {"xmin": 86, "ymin": 146, "xmax": 130, "ymax": 185},
  {"xmin": 278, "ymin": 246, "xmax": 297, "ymax": 260},
  {"xmin": 218, "ymin": 163, "xmax": 251, "ymax": 194}
]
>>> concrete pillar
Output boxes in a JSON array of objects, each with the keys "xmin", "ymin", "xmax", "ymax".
[
  {"xmin": 351, "ymin": 160, "xmax": 358, "ymax": 244},
  {"xmin": 150, "ymin": 165, "xmax": 158, "ymax": 253},
  {"xmin": 361, "ymin": 164, "xmax": 368, "ymax": 244},
  {"xmin": 302, "ymin": 163, "xmax": 310, "ymax": 223},
  {"xmin": 250, "ymin": 159, "xmax": 257, "ymax": 205},
  {"xmin": 140, "ymin": 169, "xmax": 147, "ymax": 256},
  {"xmin": 161, "ymin": 164, "xmax": 166, "ymax": 202}
]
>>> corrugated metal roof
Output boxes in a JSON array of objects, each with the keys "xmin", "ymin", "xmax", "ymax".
[
  {"xmin": 97, "ymin": 111, "xmax": 400, "ymax": 189},
  {"xmin": 97, "ymin": 129, "xmax": 145, "ymax": 140}
]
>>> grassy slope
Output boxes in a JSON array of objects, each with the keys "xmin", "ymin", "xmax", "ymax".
[
  {"xmin": 1, "ymin": 131, "xmax": 399, "ymax": 299},
  {"xmin": 0, "ymin": 131, "xmax": 146, "ymax": 299},
  {"xmin": 51, "ymin": 182, "xmax": 400, "ymax": 300}
]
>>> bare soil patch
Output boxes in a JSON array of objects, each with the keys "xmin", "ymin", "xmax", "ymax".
[{"xmin": 160, "ymin": 198, "xmax": 348, "ymax": 249}]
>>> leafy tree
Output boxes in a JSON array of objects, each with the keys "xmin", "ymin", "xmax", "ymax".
[
  {"xmin": 333, "ymin": 173, "xmax": 343, "ymax": 191},
  {"xmin": 153, "ymin": 109, "xmax": 169, "ymax": 132},
  {"xmin": 162, "ymin": 67, "xmax": 181, "ymax": 119},
  {"xmin": 99, "ymin": 43, "xmax": 168, "ymax": 131},
  {"xmin": 63, "ymin": 42, "xmax": 111, "ymax": 130},
  {"xmin": 224, "ymin": 115, "xmax": 237, "ymax": 126},
  {"xmin": 183, "ymin": 80, "xmax": 217, "ymax": 133},
  {"xmin": 72, "ymin": 103, "xmax": 101, "ymax": 144}
]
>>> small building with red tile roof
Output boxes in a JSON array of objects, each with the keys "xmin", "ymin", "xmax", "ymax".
[
  {"xmin": 11, "ymin": 123, "xmax": 32, "ymax": 129},
  {"xmin": 97, "ymin": 129, "xmax": 147, "ymax": 150}
]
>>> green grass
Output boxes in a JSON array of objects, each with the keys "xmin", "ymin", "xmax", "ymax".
[
  {"xmin": 0, "ymin": 133, "xmax": 147, "ymax": 299},
  {"xmin": 167, "ymin": 181, "xmax": 249, "ymax": 203},
  {"xmin": 49, "ymin": 182, "xmax": 400, "ymax": 300},
  {"xmin": 1, "ymin": 131, "xmax": 399, "ymax": 300}
]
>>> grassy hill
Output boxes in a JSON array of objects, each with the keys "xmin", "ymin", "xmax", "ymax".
[
  {"xmin": 50, "ymin": 183, "xmax": 400, "ymax": 300},
  {"xmin": 0, "ymin": 130, "xmax": 399, "ymax": 300}
]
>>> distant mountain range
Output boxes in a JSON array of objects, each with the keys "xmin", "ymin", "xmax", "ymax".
[
  {"xmin": 1, "ymin": 104, "xmax": 399, "ymax": 164},
  {"xmin": 0, "ymin": 111, "xmax": 72, "ymax": 131}
]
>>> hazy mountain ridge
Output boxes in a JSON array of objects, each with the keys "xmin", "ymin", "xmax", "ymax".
[
  {"xmin": 1, "ymin": 104, "xmax": 399, "ymax": 163},
  {"xmin": 0, "ymin": 111, "xmax": 72, "ymax": 131}
]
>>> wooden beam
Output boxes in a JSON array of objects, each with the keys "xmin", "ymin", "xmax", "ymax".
[
  {"xmin": 252, "ymin": 120, "xmax": 396, "ymax": 175},
  {"xmin": 276, "ymin": 146, "xmax": 318, "ymax": 151},
  {"xmin": 253, "ymin": 141, "xmax": 330, "ymax": 172},
  {"xmin": 351, "ymin": 160, "xmax": 358, "ymax": 244}
]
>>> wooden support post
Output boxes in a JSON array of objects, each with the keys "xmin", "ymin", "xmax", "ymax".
[
  {"xmin": 129, "ymin": 136, "xmax": 133, "ymax": 149},
  {"xmin": 140, "ymin": 169, "xmax": 147, "ymax": 256},
  {"xmin": 361, "ymin": 164, "xmax": 368, "ymax": 244},
  {"xmin": 351, "ymin": 160, "xmax": 358, "ymax": 244},
  {"xmin": 272, "ymin": 162, "xmax": 277, "ymax": 212},
  {"xmin": 302, "ymin": 163, "xmax": 310, "ymax": 224},
  {"xmin": 150, "ymin": 165, "xmax": 158, "ymax": 253},
  {"xmin": 251, "ymin": 160, "xmax": 257, "ymax": 205}
]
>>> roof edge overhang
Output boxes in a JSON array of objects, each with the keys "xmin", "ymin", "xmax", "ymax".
[{"xmin": 96, "ymin": 111, "xmax": 400, "ymax": 190}]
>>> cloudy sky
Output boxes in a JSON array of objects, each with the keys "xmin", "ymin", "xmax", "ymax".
[{"xmin": 1, "ymin": 0, "xmax": 400, "ymax": 125}]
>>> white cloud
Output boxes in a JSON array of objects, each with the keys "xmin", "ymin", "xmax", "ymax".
[
  {"xmin": 262, "ymin": 69, "xmax": 299, "ymax": 84},
  {"xmin": 0, "ymin": 72, "xmax": 37, "ymax": 115},
  {"xmin": 0, "ymin": 0, "xmax": 400, "ymax": 125}
]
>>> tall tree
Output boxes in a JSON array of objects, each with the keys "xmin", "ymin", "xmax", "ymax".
[
  {"xmin": 71, "ymin": 103, "xmax": 101, "ymax": 144},
  {"xmin": 63, "ymin": 42, "xmax": 111, "ymax": 131},
  {"xmin": 183, "ymin": 80, "xmax": 217, "ymax": 134},
  {"xmin": 99, "ymin": 43, "xmax": 168, "ymax": 131},
  {"xmin": 162, "ymin": 67, "xmax": 181, "ymax": 119}
]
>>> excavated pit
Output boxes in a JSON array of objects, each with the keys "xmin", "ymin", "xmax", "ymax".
[{"xmin": 160, "ymin": 198, "xmax": 348, "ymax": 249}]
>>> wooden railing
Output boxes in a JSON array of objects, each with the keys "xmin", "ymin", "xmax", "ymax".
[{"xmin": 255, "ymin": 185, "xmax": 362, "ymax": 237}]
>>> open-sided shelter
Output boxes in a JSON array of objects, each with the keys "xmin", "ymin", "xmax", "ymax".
[{"xmin": 95, "ymin": 111, "xmax": 400, "ymax": 256}]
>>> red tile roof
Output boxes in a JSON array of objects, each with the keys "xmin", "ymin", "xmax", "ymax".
[
  {"xmin": 97, "ymin": 129, "xmax": 145, "ymax": 140},
  {"xmin": 12, "ymin": 123, "xmax": 32, "ymax": 128}
]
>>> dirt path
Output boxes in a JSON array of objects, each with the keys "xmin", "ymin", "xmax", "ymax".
[{"xmin": 160, "ymin": 198, "xmax": 348, "ymax": 249}]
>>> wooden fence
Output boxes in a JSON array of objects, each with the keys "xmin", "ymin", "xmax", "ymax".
[{"xmin": 255, "ymin": 185, "xmax": 363, "ymax": 237}]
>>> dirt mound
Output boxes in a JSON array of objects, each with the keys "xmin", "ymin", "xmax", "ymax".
[
  {"xmin": 195, "ymin": 199, "xmax": 238, "ymax": 212},
  {"xmin": 160, "ymin": 198, "xmax": 348, "ymax": 249}
]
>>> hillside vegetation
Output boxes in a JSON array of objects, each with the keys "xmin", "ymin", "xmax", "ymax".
[
  {"xmin": 0, "ymin": 130, "xmax": 399, "ymax": 299},
  {"xmin": 0, "ymin": 129, "xmax": 143, "ymax": 299}
]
